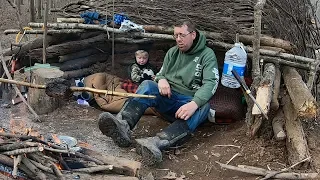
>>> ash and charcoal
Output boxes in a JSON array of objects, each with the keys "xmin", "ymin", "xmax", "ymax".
[{"xmin": 45, "ymin": 78, "xmax": 72, "ymax": 99}]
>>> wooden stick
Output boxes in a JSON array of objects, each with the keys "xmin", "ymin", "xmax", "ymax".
[
  {"xmin": 252, "ymin": 0, "xmax": 266, "ymax": 77},
  {"xmin": 0, "ymin": 42, "xmax": 40, "ymax": 121},
  {"xmin": 2, "ymin": 146, "xmax": 44, "ymax": 155},
  {"xmin": 12, "ymin": 155, "xmax": 22, "ymax": 178},
  {"xmin": 71, "ymin": 165, "xmax": 113, "ymax": 173},
  {"xmin": 261, "ymin": 157, "xmax": 311, "ymax": 180},
  {"xmin": 50, "ymin": 162, "xmax": 65, "ymax": 180},
  {"xmin": 216, "ymin": 161, "xmax": 318, "ymax": 179},
  {"xmin": 29, "ymin": 159, "xmax": 53, "ymax": 174},
  {"xmin": 6, "ymin": 0, "xmax": 23, "ymax": 32},
  {"xmin": 0, "ymin": 141, "xmax": 39, "ymax": 151},
  {"xmin": 42, "ymin": 0, "xmax": 49, "ymax": 64},
  {"xmin": 4, "ymin": 29, "xmax": 86, "ymax": 35},
  {"xmin": 21, "ymin": 156, "xmax": 47, "ymax": 180},
  {"xmin": 0, "ymin": 77, "xmax": 156, "ymax": 99}
]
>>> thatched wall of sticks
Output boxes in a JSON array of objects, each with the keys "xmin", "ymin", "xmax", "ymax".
[{"xmin": 54, "ymin": 0, "xmax": 320, "ymax": 58}]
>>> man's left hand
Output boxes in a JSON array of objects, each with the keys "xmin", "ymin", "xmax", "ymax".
[{"xmin": 175, "ymin": 101, "xmax": 198, "ymax": 120}]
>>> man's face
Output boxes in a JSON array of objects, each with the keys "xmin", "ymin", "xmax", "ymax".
[
  {"xmin": 136, "ymin": 55, "xmax": 148, "ymax": 65},
  {"xmin": 173, "ymin": 25, "xmax": 196, "ymax": 52}
]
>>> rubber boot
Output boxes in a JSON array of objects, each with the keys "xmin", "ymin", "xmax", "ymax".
[
  {"xmin": 98, "ymin": 99, "xmax": 146, "ymax": 147},
  {"xmin": 135, "ymin": 120, "xmax": 191, "ymax": 165}
]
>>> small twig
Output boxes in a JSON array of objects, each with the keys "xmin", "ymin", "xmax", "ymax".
[
  {"xmin": 261, "ymin": 157, "xmax": 311, "ymax": 180},
  {"xmin": 213, "ymin": 145, "xmax": 241, "ymax": 149},
  {"xmin": 226, "ymin": 153, "xmax": 240, "ymax": 165}
]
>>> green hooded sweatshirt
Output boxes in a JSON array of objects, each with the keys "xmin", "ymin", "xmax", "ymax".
[{"xmin": 155, "ymin": 31, "xmax": 219, "ymax": 107}]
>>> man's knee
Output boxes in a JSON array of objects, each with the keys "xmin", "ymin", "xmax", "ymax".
[{"xmin": 137, "ymin": 80, "xmax": 158, "ymax": 94}]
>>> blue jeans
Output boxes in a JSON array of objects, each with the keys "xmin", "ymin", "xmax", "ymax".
[{"xmin": 133, "ymin": 80, "xmax": 210, "ymax": 132}]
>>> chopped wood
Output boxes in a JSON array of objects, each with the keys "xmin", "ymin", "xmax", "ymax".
[
  {"xmin": 282, "ymin": 95, "xmax": 311, "ymax": 168},
  {"xmin": 270, "ymin": 65, "xmax": 281, "ymax": 111},
  {"xmin": 21, "ymin": 156, "xmax": 47, "ymax": 180},
  {"xmin": 216, "ymin": 161, "xmax": 318, "ymax": 179},
  {"xmin": 58, "ymin": 48, "xmax": 102, "ymax": 62},
  {"xmin": 2, "ymin": 146, "xmax": 44, "ymax": 155},
  {"xmin": 272, "ymin": 109, "xmax": 286, "ymax": 141},
  {"xmin": 71, "ymin": 165, "xmax": 114, "ymax": 173},
  {"xmin": 81, "ymin": 147, "xmax": 141, "ymax": 177},
  {"xmin": 50, "ymin": 162, "xmax": 65, "ymax": 180},
  {"xmin": 12, "ymin": 155, "xmax": 22, "ymax": 178},
  {"xmin": 283, "ymin": 66, "xmax": 317, "ymax": 118},
  {"xmin": 27, "ymin": 34, "xmax": 110, "ymax": 61},
  {"xmin": 29, "ymin": 159, "xmax": 53, "ymax": 174},
  {"xmin": 0, "ymin": 141, "xmax": 39, "ymax": 151},
  {"xmin": 252, "ymin": 63, "xmax": 275, "ymax": 115},
  {"xmin": 62, "ymin": 61, "xmax": 108, "ymax": 79}
]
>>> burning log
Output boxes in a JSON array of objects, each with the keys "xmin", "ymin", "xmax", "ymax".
[{"xmin": 50, "ymin": 162, "xmax": 65, "ymax": 180}]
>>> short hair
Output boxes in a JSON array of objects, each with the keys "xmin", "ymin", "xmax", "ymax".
[
  {"xmin": 174, "ymin": 20, "xmax": 196, "ymax": 32},
  {"xmin": 135, "ymin": 50, "xmax": 149, "ymax": 57}
]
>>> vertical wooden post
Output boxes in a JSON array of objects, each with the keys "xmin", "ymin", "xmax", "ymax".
[
  {"xmin": 36, "ymin": 0, "xmax": 41, "ymax": 19},
  {"xmin": 252, "ymin": 0, "xmax": 266, "ymax": 78},
  {"xmin": 29, "ymin": 0, "xmax": 35, "ymax": 22},
  {"xmin": 306, "ymin": 49, "xmax": 319, "ymax": 90},
  {"xmin": 43, "ymin": 0, "xmax": 49, "ymax": 64}
]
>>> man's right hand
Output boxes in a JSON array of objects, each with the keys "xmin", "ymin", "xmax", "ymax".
[{"xmin": 158, "ymin": 79, "xmax": 171, "ymax": 98}]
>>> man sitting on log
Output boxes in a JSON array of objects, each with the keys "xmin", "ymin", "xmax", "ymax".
[{"xmin": 98, "ymin": 20, "xmax": 219, "ymax": 165}]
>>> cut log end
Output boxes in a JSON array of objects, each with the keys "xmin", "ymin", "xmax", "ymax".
[{"xmin": 45, "ymin": 78, "xmax": 72, "ymax": 99}]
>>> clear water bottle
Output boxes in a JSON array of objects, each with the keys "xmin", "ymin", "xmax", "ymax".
[{"xmin": 221, "ymin": 43, "xmax": 247, "ymax": 88}]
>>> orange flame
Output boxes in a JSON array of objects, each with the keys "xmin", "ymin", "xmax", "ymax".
[
  {"xmin": 55, "ymin": 163, "xmax": 63, "ymax": 170},
  {"xmin": 51, "ymin": 134, "xmax": 61, "ymax": 145},
  {"xmin": 78, "ymin": 141, "xmax": 93, "ymax": 149}
]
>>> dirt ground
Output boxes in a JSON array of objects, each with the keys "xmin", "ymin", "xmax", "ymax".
[{"xmin": 1, "ymin": 1, "xmax": 320, "ymax": 180}]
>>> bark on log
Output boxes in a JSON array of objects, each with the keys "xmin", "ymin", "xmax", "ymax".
[
  {"xmin": 50, "ymin": 162, "xmax": 65, "ymax": 180},
  {"xmin": 283, "ymin": 66, "xmax": 317, "ymax": 118},
  {"xmin": 207, "ymin": 41, "xmax": 315, "ymax": 64},
  {"xmin": 143, "ymin": 25, "xmax": 293, "ymax": 51},
  {"xmin": 58, "ymin": 48, "xmax": 102, "ymax": 62},
  {"xmin": 62, "ymin": 61, "xmax": 109, "ymax": 79},
  {"xmin": 2, "ymin": 146, "xmax": 44, "ymax": 155},
  {"xmin": 28, "ymin": 68, "xmax": 63, "ymax": 115},
  {"xmin": 27, "ymin": 34, "xmax": 109, "ymax": 61},
  {"xmin": 64, "ymin": 173, "xmax": 139, "ymax": 180},
  {"xmin": 272, "ymin": 109, "xmax": 286, "ymax": 141},
  {"xmin": 252, "ymin": 63, "xmax": 275, "ymax": 115},
  {"xmin": 71, "ymin": 165, "xmax": 113, "ymax": 173},
  {"xmin": 282, "ymin": 95, "xmax": 311, "ymax": 168},
  {"xmin": 270, "ymin": 65, "xmax": 281, "ymax": 111},
  {"xmin": 216, "ymin": 161, "xmax": 318, "ymax": 179},
  {"xmin": 0, "ymin": 141, "xmax": 39, "ymax": 151},
  {"xmin": 4, "ymin": 29, "xmax": 86, "ymax": 35},
  {"xmin": 81, "ymin": 147, "xmax": 141, "ymax": 177},
  {"xmin": 57, "ymin": 17, "xmax": 84, "ymax": 23},
  {"xmin": 21, "ymin": 157, "xmax": 47, "ymax": 180},
  {"xmin": 3, "ymin": 34, "xmax": 79, "ymax": 57},
  {"xmin": 55, "ymin": 53, "xmax": 109, "ymax": 71}
]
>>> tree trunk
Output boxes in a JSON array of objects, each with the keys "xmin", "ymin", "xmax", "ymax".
[
  {"xmin": 283, "ymin": 66, "xmax": 317, "ymax": 118},
  {"xmin": 28, "ymin": 68, "xmax": 63, "ymax": 115},
  {"xmin": 29, "ymin": 0, "xmax": 35, "ymax": 22},
  {"xmin": 282, "ymin": 95, "xmax": 311, "ymax": 168},
  {"xmin": 27, "ymin": 34, "xmax": 109, "ymax": 61}
]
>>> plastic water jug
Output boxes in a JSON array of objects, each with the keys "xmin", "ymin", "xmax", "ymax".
[{"xmin": 221, "ymin": 43, "xmax": 247, "ymax": 88}]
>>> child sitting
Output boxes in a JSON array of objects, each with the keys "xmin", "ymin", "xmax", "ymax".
[{"xmin": 130, "ymin": 50, "xmax": 157, "ymax": 83}]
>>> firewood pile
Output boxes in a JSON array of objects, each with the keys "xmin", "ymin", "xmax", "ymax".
[{"xmin": 0, "ymin": 130, "xmax": 141, "ymax": 180}]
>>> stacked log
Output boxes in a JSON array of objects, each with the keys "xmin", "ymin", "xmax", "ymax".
[{"xmin": 0, "ymin": 131, "xmax": 141, "ymax": 179}]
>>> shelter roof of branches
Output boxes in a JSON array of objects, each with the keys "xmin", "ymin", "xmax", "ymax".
[{"xmin": 57, "ymin": 0, "xmax": 320, "ymax": 59}]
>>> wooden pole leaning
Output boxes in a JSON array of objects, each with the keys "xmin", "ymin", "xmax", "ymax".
[{"xmin": 0, "ymin": 78, "xmax": 156, "ymax": 99}]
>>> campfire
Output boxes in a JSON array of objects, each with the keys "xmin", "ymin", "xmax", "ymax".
[{"xmin": 0, "ymin": 127, "xmax": 141, "ymax": 180}]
